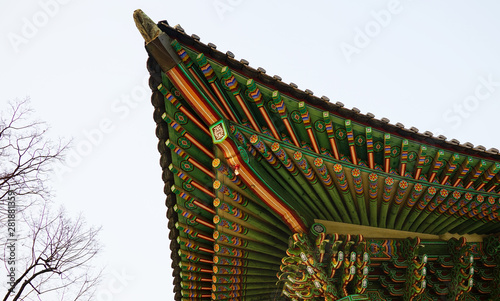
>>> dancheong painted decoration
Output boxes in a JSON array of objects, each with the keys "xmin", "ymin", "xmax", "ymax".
[{"xmin": 134, "ymin": 9, "xmax": 500, "ymax": 301}]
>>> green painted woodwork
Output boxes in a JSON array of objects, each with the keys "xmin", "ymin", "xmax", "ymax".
[
  {"xmin": 214, "ymin": 198, "xmax": 278, "ymax": 234},
  {"xmin": 278, "ymin": 228, "xmax": 369, "ymax": 300},
  {"xmin": 293, "ymin": 150, "xmax": 343, "ymax": 222},
  {"xmin": 214, "ymin": 214, "xmax": 287, "ymax": 246},
  {"xmin": 213, "ymin": 255, "xmax": 279, "ymax": 270},
  {"xmin": 177, "ymin": 236, "xmax": 212, "ymax": 255},
  {"xmin": 401, "ymin": 187, "xmax": 436, "ymax": 232},
  {"xmin": 351, "ymin": 168, "xmax": 369, "ymax": 226},
  {"xmin": 333, "ymin": 163, "xmax": 361, "ymax": 224},
  {"xmin": 213, "ymin": 230, "xmax": 285, "ymax": 254},
  {"xmin": 274, "ymin": 226, "xmax": 500, "ymax": 300},
  {"xmin": 141, "ymin": 21, "xmax": 500, "ymax": 301},
  {"xmin": 171, "ymin": 39, "xmax": 193, "ymax": 68},
  {"xmin": 411, "ymin": 188, "xmax": 450, "ymax": 232},
  {"xmin": 214, "ymin": 243, "xmax": 282, "ymax": 263},
  {"xmin": 181, "ymin": 43, "xmax": 500, "ymax": 200},
  {"xmin": 171, "ymin": 185, "xmax": 212, "ymax": 218},
  {"xmin": 448, "ymin": 238, "xmax": 475, "ymax": 300},
  {"xmin": 379, "ymin": 177, "xmax": 394, "ymax": 228},
  {"xmin": 250, "ymin": 135, "xmax": 328, "ymax": 220},
  {"xmin": 212, "ymin": 184, "xmax": 291, "ymax": 235},
  {"xmin": 212, "ymin": 159, "xmax": 246, "ymax": 189},
  {"xmin": 368, "ymin": 173, "xmax": 379, "ymax": 227},
  {"xmin": 175, "ymin": 222, "xmax": 211, "ymax": 242},
  {"xmin": 387, "ymin": 180, "xmax": 409, "ymax": 229},
  {"xmin": 421, "ymin": 190, "xmax": 462, "ymax": 234}
]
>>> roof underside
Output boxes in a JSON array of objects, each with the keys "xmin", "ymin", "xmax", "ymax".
[{"xmin": 138, "ymin": 11, "xmax": 500, "ymax": 301}]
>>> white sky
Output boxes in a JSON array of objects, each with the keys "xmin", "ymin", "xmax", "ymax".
[{"xmin": 2, "ymin": 0, "xmax": 500, "ymax": 300}]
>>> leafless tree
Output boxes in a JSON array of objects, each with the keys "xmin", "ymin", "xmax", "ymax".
[
  {"xmin": 3, "ymin": 206, "xmax": 102, "ymax": 301},
  {"xmin": 0, "ymin": 98, "xmax": 65, "ymax": 221},
  {"xmin": 1, "ymin": 99, "xmax": 102, "ymax": 300}
]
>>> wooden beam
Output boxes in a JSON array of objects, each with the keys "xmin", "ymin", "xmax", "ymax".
[{"xmin": 316, "ymin": 219, "xmax": 486, "ymax": 242}]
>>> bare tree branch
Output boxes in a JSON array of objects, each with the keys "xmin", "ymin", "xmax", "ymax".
[
  {"xmin": 1, "ymin": 99, "xmax": 101, "ymax": 301},
  {"xmin": 0, "ymin": 98, "xmax": 68, "ymax": 222}
]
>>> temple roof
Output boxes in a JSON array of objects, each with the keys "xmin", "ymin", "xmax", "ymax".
[
  {"xmin": 150, "ymin": 17, "xmax": 500, "ymax": 159},
  {"xmin": 137, "ymin": 10, "xmax": 500, "ymax": 301}
]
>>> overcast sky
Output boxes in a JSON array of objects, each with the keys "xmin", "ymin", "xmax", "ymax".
[{"xmin": 3, "ymin": 1, "xmax": 500, "ymax": 300}]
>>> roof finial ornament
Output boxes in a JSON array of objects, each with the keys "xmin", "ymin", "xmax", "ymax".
[
  {"xmin": 133, "ymin": 9, "xmax": 180, "ymax": 71},
  {"xmin": 133, "ymin": 9, "xmax": 161, "ymax": 44}
]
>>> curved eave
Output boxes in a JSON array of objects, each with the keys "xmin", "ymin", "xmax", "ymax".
[
  {"xmin": 156, "ymin": 20, "xmax": 500, "ymax": 161},
  {"xmin": 141, "ymin": 14, "xmax": 500, "ymax": 301}
]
